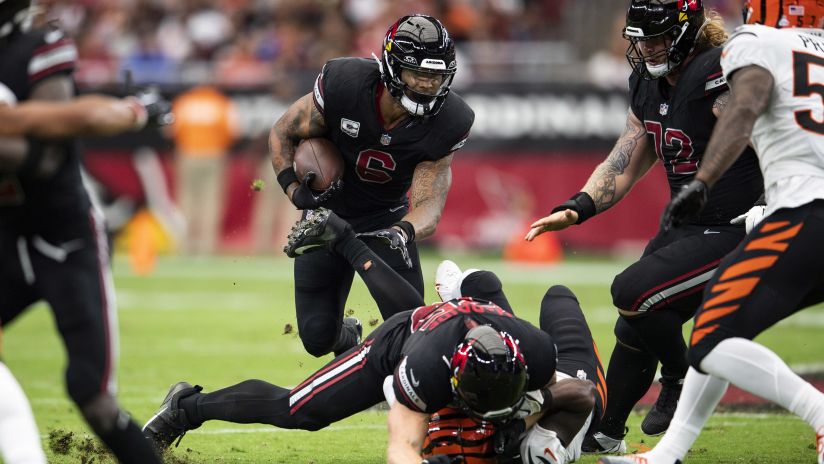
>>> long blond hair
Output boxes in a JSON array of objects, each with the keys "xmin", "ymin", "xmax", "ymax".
[{"xmin": 695, "ymin": 10, "xmax": 729, "ymax": 50}]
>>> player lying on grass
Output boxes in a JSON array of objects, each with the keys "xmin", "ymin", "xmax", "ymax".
[{"xmin": 144, "ymin": 208, "xmax": 602, "ymax": 463}]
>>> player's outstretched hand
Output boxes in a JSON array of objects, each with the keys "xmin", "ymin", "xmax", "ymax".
[
  {"xmin": 524, "ymin": 209, "xmax": 578, "ymax": 241},
  {"xmin": 129, "ymin": 86, "xmax": 174, "ymax": 127},
  {"xmin": 357, "ymin": 228, "xmax": 412, "ymax": 269},
  {"xmin": 730, "ymin": 204, "xmax": 766, "ymax": 234},
  {"xmin": 291, "ymin": 172, "xmax": 342, "ymax": 209},
  {"xmin": 660, "ymin": 179, "xmax": 708, "ymax": 232}
]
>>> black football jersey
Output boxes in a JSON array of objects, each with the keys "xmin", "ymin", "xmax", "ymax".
[
  {"xmin": 0, "ymin": 27, "xmax": 88, "ymax": 234},
  {"xmin": 313, "ymin": 58, "xmax": 474, "ymax": 218},
  {"xmin": 390, "ymin": 298, "xmax": 557, "ymax": 414},
  {"xmin": 630, "ymin": 47, "xmax": 763, "ymax": 225}
]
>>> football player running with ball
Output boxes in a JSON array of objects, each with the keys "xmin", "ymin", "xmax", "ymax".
[
  {"xmin": 526, "ymin": 0, "xmax": 764, "ymax": 451},
  {"xmin": 270, "ymin": 14, "xmax": 474, "ymax": 359},
  {"xmin": 601, "ymin": 1, "xmax": 824, "ymax": 463},
  {"xmin": 145, "ymin": 208, "xmax": 602, "ymax": 464}
]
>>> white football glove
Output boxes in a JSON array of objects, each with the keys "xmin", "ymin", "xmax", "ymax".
[
  {"xmin": 520, "ymin": 424, "xmax": 568, "ymax": 464},
  {"xmin": 513, "ymin": 389, "xmax": 544, "ymax": 419},
  {"xmin": 730, "ymin": 204, "xmax": 766, "ymax": 234}
]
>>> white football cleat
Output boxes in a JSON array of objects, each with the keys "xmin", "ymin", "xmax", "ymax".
[
  {"xmin": 435, "ymin": 260, "xmax": 463, "ymax": 301},
  {"xmin": 816, "ymin": 426, "xmax": 823, "ymax": 464}
]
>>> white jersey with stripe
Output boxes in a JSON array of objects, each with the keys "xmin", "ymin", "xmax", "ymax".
[{"xmin": 721, "ymin": 25, "xmax": 824, "ymax": 215}]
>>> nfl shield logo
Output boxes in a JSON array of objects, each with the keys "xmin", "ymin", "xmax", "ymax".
[
  {"xmin": 380, "ymin": 133, "xmax": 392, "ymax": 146},
  {"xmin": 659, "ymin": 103, "xmax": 669, "ymax": 115}
]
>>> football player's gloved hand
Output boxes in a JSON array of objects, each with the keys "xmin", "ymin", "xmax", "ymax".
[
  {"xmin": 422, "ymin": 455, "xmax": 463, "ymax": 464},
  {"xmin": 128, "ymin": 85, "xmax": 174, "ymax": 128},
  {"xmin": 493, "ymin": 418, "xmax": 526, "ymax": 460},
  {"xmin": 730, "ymin": 204, "xmax": 766, "ymax": 234},
  {"xmin": 660, "ymin": 179, "xmax": 709, "ymax": 232},
  {"xmin": 290, "ymin": 172, "xmax": 342, "ymax": 210},
  {"xmin": 356, "ymin": 227, "xmax": 413, "ymax": 269},
  {"xmin": 520, "ymin": 424, "xmax": 568, "ymax": 464},
  {"xmin": 513, "ymin": 390, "xmax": 544, "ymax": 419}
]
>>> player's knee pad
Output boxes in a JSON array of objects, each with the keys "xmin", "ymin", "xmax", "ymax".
[
  {"xmin": 610, "ymin": 270, "xmax": 643, "ymax": 313},
  {"xmin": 299, "ymin": 315, "xmax": 340, "ymax": 357},
  {"xmin": 613, "ymin": 317, "xmax": 645, "ymax": 351},
  {"xmin": 78, "ymin": 393, "xmax": 120, "ymax": 434},
  {"xmin": 520, "ymin": 424, "xmax": 569, "ymax": 464}
]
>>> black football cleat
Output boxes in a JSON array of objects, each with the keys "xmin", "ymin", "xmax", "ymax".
[
  {"xmin": 333, "ymin": 317, "xmax": 363, "ymax": 357},
  {"xmin": 641, "ymin": 376, "xmax": 684, "ymax": 436},
  {"xmin": 284, "ymin": 208, "xmax": 352, "ymax": 258},
  {"xmin": 142, "ymin": 381, "xmax": 203, "ymax": 450}
]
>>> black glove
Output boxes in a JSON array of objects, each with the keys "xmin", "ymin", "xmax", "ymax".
[
  {"xmin": 290, "ymin": 172, "xmax": 342, "ymax": 209},
  {"xmin": 356, "ymin": 227, "xmax": 413, "ymax": 269},
  {"xmin": 493, "ymin": 418, "xmax": 526, "ymax": 460},
  {"xmin": 131, "ymin": 86, "xmax": 174, "ymax": 127},
  {"xmin": 660, "ymin": 179, "xmax": 709, "ymax": 232},
  {"xmin": 422, "ymin": 455, "xmax": 463, "ymax": 464}
]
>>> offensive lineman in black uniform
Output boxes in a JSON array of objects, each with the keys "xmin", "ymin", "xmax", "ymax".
[
  {"xmin": 0, "ymin": 1, "xmax": 164, "ymax": 461},
  {"xmin": 270, "ymin": 14, "xmax": 474, "ymax": 358},
  {"xmin": 143, "ymin": 209, "xmax": 600, "ymax": 463},
  {"xmin": 526, "ymin": 0, "xmax": 763, "ymax": 450}
]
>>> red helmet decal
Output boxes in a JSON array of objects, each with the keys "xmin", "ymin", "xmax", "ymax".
[{"xmin": 678, "ymin": 0, "xmax": 701, "ymax": 12}]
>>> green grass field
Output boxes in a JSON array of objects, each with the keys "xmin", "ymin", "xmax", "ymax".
[{"xmin": 4, "ymin": 252, "xmax": 823, "ymax": 463}]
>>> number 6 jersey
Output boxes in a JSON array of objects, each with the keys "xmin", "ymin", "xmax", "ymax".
[
  {"xmin": 313, "ymin": 57, "xmax": 474, "ymax": 218},
  {"xmin": 721, "ymin": 24, "xmax": 824, "ymax": 215}
]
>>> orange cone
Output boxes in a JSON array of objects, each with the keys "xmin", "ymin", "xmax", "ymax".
[{"xmin": 503, "ymin": 224, "xmax": 563, "ymax": 264}]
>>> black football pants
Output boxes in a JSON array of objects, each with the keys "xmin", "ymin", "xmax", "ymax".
[{"xmin": 293, "ymin": 208, "xmax": 424, "ymax": 357}]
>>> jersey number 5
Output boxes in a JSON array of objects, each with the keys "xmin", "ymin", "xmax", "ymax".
[
  {"xmin": 793, "ymin": 51, "xmax": 824, "ymax": 135},
  {"xmin": 356, "ymin": 149, "xmax": 396, "ymax": 184},
  {"xmin": 644, "ymin": 121, "xmax": 697, "ymax": 174}
]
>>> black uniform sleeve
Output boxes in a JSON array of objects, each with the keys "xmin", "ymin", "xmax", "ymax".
[
  {"xmin": 628, "ymin": 72, "xmax": 645, "ymax": 121},
  {"xmin": 518, "ymin": 323, "xmax": 558, "ymax": 390},
  {"xmin": 312, "ymin": 57, "xmax": 375, "ymax": 129},
  {"xmin": 27, "ymin": 28, "xmax": 77, "ymax": 87},
  {"xmin": 392, "ymin": 354, "xmax": 453, "ymax": 414},
  {"xmin": 426, "ymin": 93, "xmax": 475, "ymax": 161}
]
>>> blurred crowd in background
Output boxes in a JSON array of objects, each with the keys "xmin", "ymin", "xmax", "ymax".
[
  {"xmin": 35, "ymin": 0, "xmax": 751, "ymax": 260},
  {"xmin": 38, "ymin": 0, "xmax": 747, "ymax": 92}
]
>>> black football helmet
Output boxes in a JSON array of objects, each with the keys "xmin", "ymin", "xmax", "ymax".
[
  {"xmin": 623, "ymin": 0, "xmax": 707, "ymax": 80},
  {"xmin": 450, "ymin": 324, "xmax": 528, "ymax": 423},
  {"xmin": 0, "ymin": 0, "xmax": 32, "ymax": 40},
  {"xmin": 377, "ymin": 14, "xmax": 456, "ymax": 117}
]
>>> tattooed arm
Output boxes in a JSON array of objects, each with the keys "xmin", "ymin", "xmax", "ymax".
[
  {"xmin": 581, "ymin": 109, "xmax": 657, "ymax": 213},
  {"xmin": 400, "ymin": 154, "xmax": 453, "ymax": 240},
  {"xmin": 526, "ymin": 109, "xmax": 657, "ymax": 240},
  {"xmin": 697, "ymin": 65, "xmax": 773, "ymax": 187},
  {"xmin": 268, "ymin": 92, "xmax": 328, "ymax": 200},
  {"xmin": 711, "ymin": 90, "xmax": 730, "ymax": 118}
]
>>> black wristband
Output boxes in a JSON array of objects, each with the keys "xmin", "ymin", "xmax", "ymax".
[
  {"xmin": 541, "ymin": 386, "xmax": 554, "ymax": 413},
  {"xmin": 550, "ymin": 192, "xmax": 596, "ymax": 224},
  {"xmin": 276, "ymin": 167, "xmax": 299, "ymax": 194},
  {"xmin": 392, "ymin": 220, "xmax": 415, "ymax": 242},
  {"xmin": 19, "ymin": 137, "xmax": 45, "ymax": 178}
]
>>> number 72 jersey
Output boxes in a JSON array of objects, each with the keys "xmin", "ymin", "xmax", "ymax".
[{"xmin": 721, "ymin": 24, "xmax": 824, "ymax": 201}]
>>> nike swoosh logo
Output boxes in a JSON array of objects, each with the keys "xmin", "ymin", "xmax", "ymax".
[
  {"xmin": 704, "ymin": 229, "xmax": 720, "ymax": 234},
  {"xmin": 294, "ymin": 244, "xmax": 323, "ymax": 254},
  {"xmin": 389, "ymin": 205, "xmax": 405, "ymax": 213},
  {"xmin": 410, "ymin": 370, "xmax": 420, "ymax": 387}
]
